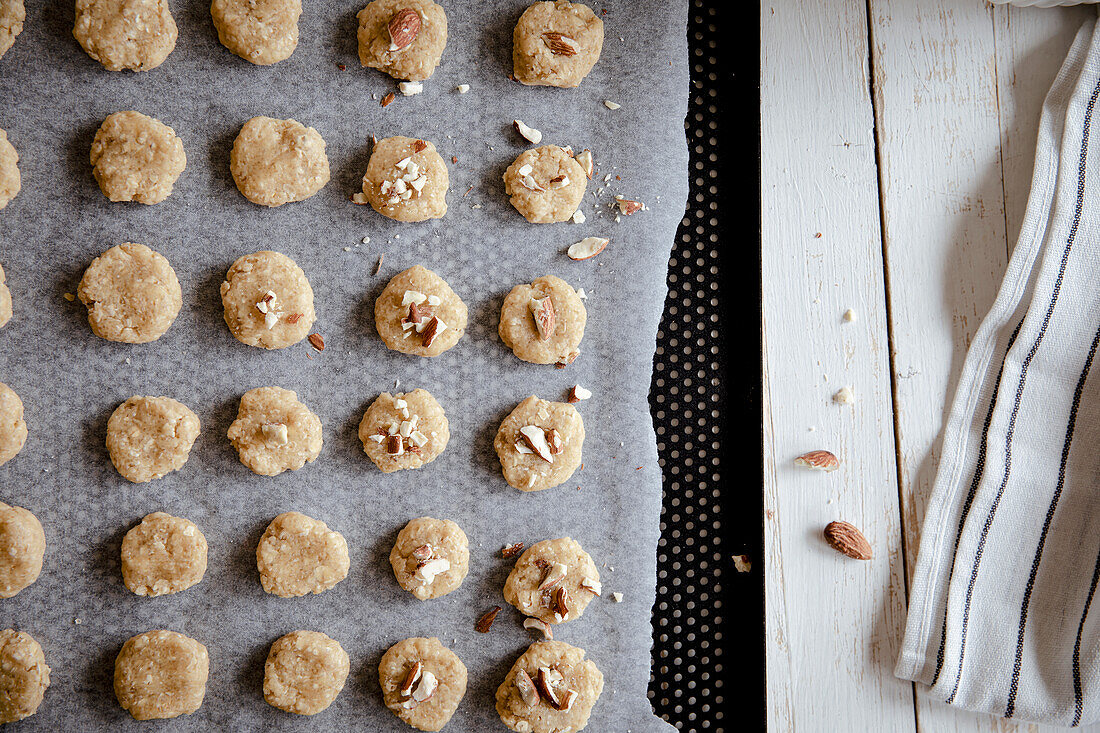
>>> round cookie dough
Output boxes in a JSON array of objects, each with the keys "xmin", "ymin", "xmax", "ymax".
[
  {"xmin": 121, "ymin": 512, "xmax": 207, "ymax": 597},
  {"xmin": 256, "ymin": 512, "xmax": 349, "ymax": 598},
  {"xmin": 503, "ymin": 538, "xmax": 600, "ymax": 625},
  {"xmin": 212, "ymin": 0, "xmax": 301, "ymax": 65},
  {"xmin": 220, "ymin": 251, "xmax": 316, "ymax": 349},
  {"xmin": 0, "ymin": 630, "xmax": 49, "ymax": 724},
  {"xmin": 264, "ymin": 630, "xmax": 349, "ymax": 715},
  {"xmin": 512, "ymin": 1, "xmax": 604, "ymax": 88},
  {"xmin": 0, "ymin": 128, "xmax": 20, "ymax": 210},
  {"xmin": 359, "ymin": 390, "xmax": 449, "ymax": 473},
  {"xmin": 354, "ymin": 136, "xmax": 448, "ymax": 222},
  {"xmin": 504, "ymin": 146, "xmax": 587, "ymax": 224},
  {"xmin": 74, "ymin": 0, "xmax": 178, "ymax": 72},
  {"xmin": 495, "ymin": 641, "xmax": 603, "ymax": 733},
  {"xmin": 0, "ymin": 383, "xmax": 27, "ymax": 467},
  {"xmin": 494, "ymin": 396, "xmax": 584, "ymax": 492},
  {"xmin": 379, "ymin": 637, "xmax": 466, "ymax": 732},
  {"xmin": 0, "ymin": 0, "xmax": 25, "ymax": 61},
  {"xmin": 374, "ymin": 265, "xmax": 466, "ymax": 357},
  {"xmin": 227, "ymin": 387, "xmax": 322, "ymax": 476},
  {"xmin": 356, "ymin": 0, "xmax": 447, "ymax": 82},
  {"xmin": 107, "ymin": 396, "xmax": 200, "ymax": 483},
  {"xmin": 78, "ymin": 243, "xmax": 182, "ymax": 344},
  {"xmin": 90, "ymin": 111, "xmax": 186, "ymax": 204},
  {"xmin": 499, "ymin": 275, "xmax": 586, "ymax": 366},
  {"xmin": 389, "ymin": 517, "xmax": 468, "ymax": 600},
  {"xmin": 230, "ymin": 116, "xmax": 329, "ymax": 207},
  {"xmin": 0, "ymin": 503, "xmax": 43, "ymax": 598},
  {"xmin": 0, "ymin": 263, "xmax": 12, "ymax": 328},
  {"xmin": 114, "ymin": 630, "xmax": 208, "ymax": 721}
]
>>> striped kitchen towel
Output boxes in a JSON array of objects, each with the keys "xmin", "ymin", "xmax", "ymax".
[{"xmin": 896, "ymin": 17, "xmax": 1100, "ymax": 726}]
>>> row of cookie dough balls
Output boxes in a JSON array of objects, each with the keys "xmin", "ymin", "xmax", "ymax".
[
  {"xmin": 1, "ymin": 0, "xmax": 603, "ymax": 87},
  {"xmin": 0, "ymin": 113, "xmax": 598, "ymax": 227},
  {"xmin": 0, "ymin": 627, "xmax": 602, "ymax": 732}
]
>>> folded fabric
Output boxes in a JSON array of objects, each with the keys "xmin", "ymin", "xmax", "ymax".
[{"xmin": 897, "ymin": 18, "xmax": 1100, "ymax": 726}]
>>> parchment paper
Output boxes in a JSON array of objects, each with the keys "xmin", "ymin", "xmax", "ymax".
[{"xmin": 0, "ymin": 0, "xmax": 688, "ymax": 729}]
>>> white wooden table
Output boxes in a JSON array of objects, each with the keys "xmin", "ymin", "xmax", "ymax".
[{"xmin": 762, "ymin": 2, "xmax": 1098, "ymax": 730}]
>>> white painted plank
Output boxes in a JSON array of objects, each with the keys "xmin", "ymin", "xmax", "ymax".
[{"xmin": 762, "ymin": 1, "xmax": 915, "ymax": 729}]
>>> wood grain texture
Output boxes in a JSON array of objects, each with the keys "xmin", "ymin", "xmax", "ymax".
[{"xmin": 762, "ymin": 1, "xmax": 914, "ymax": 730}]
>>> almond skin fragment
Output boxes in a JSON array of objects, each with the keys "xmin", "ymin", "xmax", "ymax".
[
  {"xmin": 420, "ymin": 316, "xmax": 443, "ymax": 347},
  {"xmin": 530, "ymin": 296, "xmax": 556, "ymax": 341},
  {"xmin": 502, "ymin": 542, "xmax": 525, "ymax": 559},
  {"xmin": 794, "ymin": 449, "xmax": 839, "ymax": 472},
  {"xmin": 399, "ymin": 661, "xmax": 422, "ymax": 697},
  {"xmin": 616, "ymin": 198, "xmax": 643, "ymax": 215},
  {"xmin": 388, "ymin": 8, "xmax": 421, "ymax": 50},
  {"xmin": 567, "ymin": 237, "xmax": 609, "ymax": 261},
  {"xmin": 308, "ymin": 333, "xmax": 325, "ymax": 351},
  {"xmin": 536, "ymin": 667, "xmax": 561, "ymax": 707},
  {"xmin": 475, "ymin": 606, "xmax": 502, "ymax": 633},
  {"xmin": 413, "ymin": 139, "xmax": 427, "ymax": 152},
  {"xmin": 823, "ymin": 521, "xmax": 872, "ymax": 560},
  {"xmin": 552, "ymin": 586, "xmax": 570, "ymax": 619},
  {"xmin": 381, "ymin": 92, "xmax": 396, "ymax": 108},
  {"xmin": 542, "ymin": 31, "xmax": 578, "ymax": 55}
]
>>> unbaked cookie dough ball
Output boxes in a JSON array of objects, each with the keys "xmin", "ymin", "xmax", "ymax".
[
  {"xmin": 227, "ymin": 387, "xmax": 322, "ymax": 476},
  {"xmin": 503, "ymin": 538, "xmax": 600, "ymax": 625},
  {"xmin": 504, "ymin": 146, "xmax": 587, "ymax": 223},
  {"xmin": 389, "ymin": 517, "xmax": 468, "ymax": 600},
  {"xmin": 90, "ymin": 111, "xmax": 186, "ymax": 204},
  {"xmin": 0, "ymin": 630, "xmax": 49, "ymax": 724},
  {"xmin": 74, "ymin": 0, "xmax": 178, "ymax": 72},
  {"xmin": 0, "ymin": 128, "xmax": 19, "ymax": 210},
  {"xmin": 0, "ymin": 383, "xmax": 27, "ymax": 467},
  {"xmin": 354, "ymin": 137, "xmax": 448, "ymax": 222},
  {"xmin": 0, "ymin": 0, "xmax": 25, "ymax": 61},
  {"xmin": 212, "ymin": 0, "xmax": 301, "ymax": 65},
  {"xmin": 359, "ymin": 390, "xmax": 449, "ymax": 472},
  {"xmin": 107, "ymin": 396, "xmax": 200, "ymax": 483},
  {"xmin": 0, "ymin": 263, "xmax": 12, "ymax": 328},
  {"xmin": 0, "ymin": 503, "xmax": 43, "ymax": 598},
  {"xmin": 357, "ymin": 0, "xmax": 447, "ymax": 82},
  {"xmin": 256, "ymin": 512, "xmax": 349, "ymax": 598},
  {"xmin": 264, "ymin": 630, "xmax": 349, "ymax": 715},
  {"xmin": 375, "ymin": 265, "xmax": 466, "ymax": 357},
  {"xmin": 513, "ymin": 1, "xmax": 604, "ymax": 88},
  {"xmin": 230, "ymin": 116, "xmax": 329, "ymax": 207},
  {"xmin": 220, "ymin": 251, "xmax": 315, "ymax": 349},
  {"xmin": 379, "ymin": 637, "xmax": 466, "ymax": 732},
  {"xmin": 499, "ymin": 274, "xmax": 585, "ymax": 366},
  {"xmin": 121, "ymin": 512, "xmax": 207, "ymax": 597},
  {"xmin": 114, "ymin": 630, "xmax": 208, "ymax": 720},
  {"xmin": 495, "ymin": 396, "xmax": 584, "ymax": 492},
  {"xmin": 78, "ymin": 243, "xmax": 182, "ymax": 343},
  {"xmin": 496, "ymin": 641, "xmax": 603, "ymax": 733}
]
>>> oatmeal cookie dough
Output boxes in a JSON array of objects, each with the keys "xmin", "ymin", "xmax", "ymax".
[
  {"xmin": 359, "ymin": 390, "xmax": 449, "ymax": 472},
  {"xmin": 212, "ymin": 0, "xmax": 301, "ymax": 65},
  {"xmin": 230, "ymin": 117, "xmax": 329, "ymax": 207},
  {"xmin": 74, "ymin": 0, "xmax": 178, "ymax": 72},
  {"xmin": 504, "ymin": 146, "xmax": 586, "ymax": 223},
  {"xmin": 0, "ymin": 503, "xmax": 42, "ymax": 598},
  {"xmin": 0, "ymin": 128, "xmax": 19, "ymax": 210},
  {"xmin": 503, "ymin": 538, "xmax": 600, "ymax": 625},
  {"xmin": 107, "ymin": 396, "xmax": 200, "ymax": 483},
  {"xmin": 256, "ymin": 512, "xmax": 348, "ymax": 597},
  {"xmin": 114, "ymin": 630, "xmax": 208, "ymax": 720},
  {"xmin": 121, "ymin": 512, "xmax": 207, "ymax": 597},
  {"xmin": 379, "ymin": 637, "xmax": 466, "ymax": 731},
  {"xmin": 0, "ymin": 263, "xmax": 12, "ymax": 328},
  {"xmin": 227, "ymin": 387, "xmax": 322, "ymax": 476},
  {"xmin": 264, "ymin": 630, "xmax": 349, "ymax": 715},
  {"xmin": 220, "ymin": 251, "xmax": 315, "ymax": 349},
  {"xmin": 496, "ymin": 641, "xmax": 603, "ymax": 733},
  {"xmin": 90, "ymin": 111, "xmax": 186, "ymax": 204},
  {"xmin": 513, "ymin": 1, "xmax": 604, "ymax": 88},
  {"xmin": 355, "ymin": 136, "xmax": 448, "ymax": 222},
  {"xmin": 0, "ymin": 383, "xmax": 26, "ymax": 467},
  {"xmin": 78, "ymin": 242, "xmax": 182, "ymax": 343},
  {"xmin": 389, "ymin": 517, "xmax": 468, "ymax": 600},
  {"xmin": 375, "ymin": 265, "xmax": 466, "ymax": 357},
  {"xmin": 499, "ymin": 274, "xmax": 586, "ymax": 366},
  {"xmin": 0, "ymin": 0, "xmax": 24, "ymax": 61},
  {"xmin": 495, "ymin": 396, "xmax": 584, "ymax": 492},
  {"xmin": 0, "ymin": 630, "xmax": 49, "ymax": 724},
  {"xmin": 357, "ymin": 0, "xmax": 446, "ymax": 82}
]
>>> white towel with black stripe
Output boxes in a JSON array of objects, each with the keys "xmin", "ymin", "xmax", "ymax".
[{"xmin": 896, "ymin": 17, "xmax": 1100, "ymax": 726}]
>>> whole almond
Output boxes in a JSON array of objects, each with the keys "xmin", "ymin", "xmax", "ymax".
[
  {"xmin": 388, "ymin": 9, "xmax": 421, "ymax": 50},
  {"xmin": 823, "ymin": 521, "xmax": 872, "ymax": 560},
  {"xmin": 794, "ymin": 449, "xmax": 839, "ymax": 472}
]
